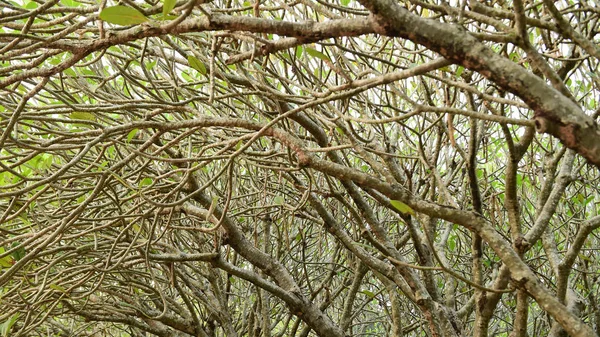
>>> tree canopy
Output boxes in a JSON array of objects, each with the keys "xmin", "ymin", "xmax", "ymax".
[{"xmin": 1, "ymin": 0, "xmax": 600, "ymax": 336}]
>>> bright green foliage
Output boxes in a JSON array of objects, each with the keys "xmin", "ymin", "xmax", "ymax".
[
  {"xmin": 99, "ymin": 6, "xmax": 148, "ymax": 25},
  {"xmin": 390, "ymin": 200, "xmax": 415, "ymax": 215},
  {"xmin": 162, "ymin": 0, "xmax": 177, "ymax": 16},
  {"xmin": 187, "ymin": 56, "xmax": 207, "ymax": 75},
  {"xmin": 306, "ymin": 47, "xmax": 330, "ymax": 61}
]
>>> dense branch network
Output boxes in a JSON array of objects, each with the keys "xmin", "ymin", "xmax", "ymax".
[{"xmin": 0, "ymin": 0, "xmax": 600, "ymax": 336}]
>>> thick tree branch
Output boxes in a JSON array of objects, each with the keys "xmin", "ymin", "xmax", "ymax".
[{"xmin": 357, "ymin": 0, "xmax": 600, "ymax": 169}]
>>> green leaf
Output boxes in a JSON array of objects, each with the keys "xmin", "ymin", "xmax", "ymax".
[
  {"xmin": 60, "ymin": 0, "xmax": 79, "ymax": 7},
  {"xmin": 145, "ymin": 61, "xmax": 156, "ymax": 70},
  {"xmin": 26, "ymin": 154, "xmax": 53, "ymax": 170},
  {"xmin": 578, "ymin": 253, "xmax": 592, "ymax": 262},
  {"xmin": 69, "ymin": 112, "xmax": 96, "ymax": 121},
  {"xmin": 139, "ymin": 177, "xmax": 153, "ymax": 187},
  {"xmin": 49, "ymin": 283, "xmax": 66, "ymax": 292},
  {"xmin": 295, "ymin": 46, "xmax": 303, "ymax": 57},
  {"xmin": 341, "ymin": 0, "xmax": 350, "ymax": 5},
  {"xmin": 10, "ymin": 243, "xmax": 25, "ymax": 261},
  {"xmin": 156, "ymin": 14, "xmax": 179, "ymax": 20},
  {"xmin": 63, "ymin": 68, "xmax": 76, "ymax": 77},
  {"xmin": 187, "ymin": 56, "xmax": 207, "ymax": 75},
  {"xmin": 448, "ymin": 235, "xmax": 456, "ymax": 251},
  {"xmin": 162, "ymin": 0, "xmax": 176, "ymax": 16},
  {"xmin": 390, "ymin": 200, "xmax": 415, "ymax": 215},
  {"xmin": 585, "ymin": 196, "xmax": 594, "ymax": 205},
  {"xmin": 25, "ymin": 1, "xmax": 38, "ymax": 9},
  {"xmin": 0, "ymin": 248, "xmax": 14, "ymax": 268},
  {"xmin": 99, "ymin": 6, "xmax": 148, "ymax": 26},
  {"xmin": 305, "ymin": 47, "xmax": 330, "ymax": 61},
  {"xmin": 455, "ymin": 66, "xmax": 464, "ymax": 77},
  {"xmin": 118, "ymin": 301, "xmax": 138, "ymax": 310},
  {"xmin": 361, "ymin": 290, "xmax": 375, "ymax": 298},
  {"xmin": 274, "ymin": 196, "xmax": 284, "ymax": 205},
  {"xmin": 0, "ymin": 313, "xmax": 19, "ymax": 337},
  {"xmin": 127, "ymin": 128, "xmax": 139, "ymax": 143},
  {"xmin": 0, "ymin": 257, "xmax": 13, "ymax": 268}
]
